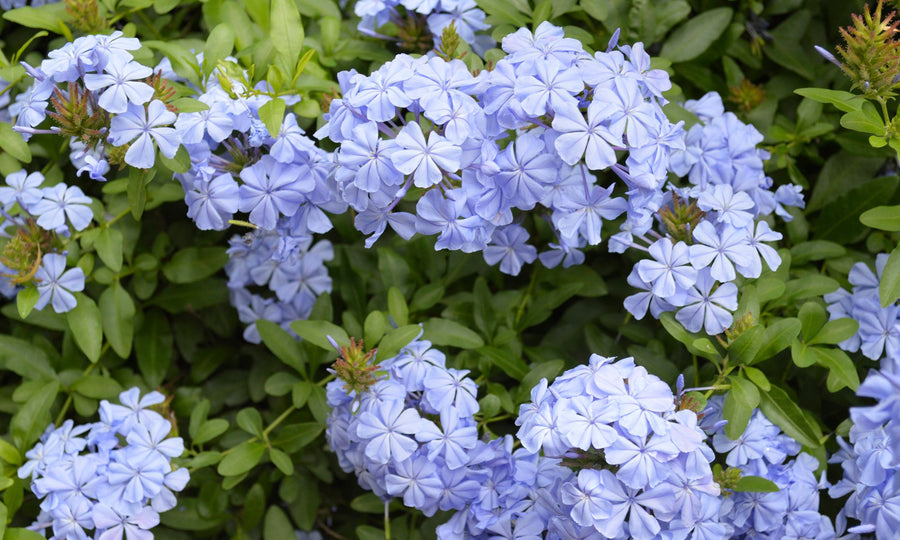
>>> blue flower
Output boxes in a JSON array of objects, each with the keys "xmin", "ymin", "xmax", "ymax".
[
  {"xmin": 675, "ymin": 269, "xmax": 737, "ymax": 335},
  {"xmin": 482, "ymin": 224, "xmax": 537, "ymax": 276},
  {"xmin": 31, "ymin": 184, "xmax": 93, "ymax": 232},
  {"xmin": 185, "ymin": 172, "xmax": 240, "ymax": 230},
  {"xmin": 83, "ymin": 53, "xmax": 154, "ymax": 114},
  {"xmin": 34, "ymin": 254, "xmax": 85, "ymax": 313},
  {"xmin": 390, "ymin": 123, "xmax": 461, "ymax": 188},
  {"xmin": 238, "ymin": 156, "xmax": 310, "ymax": 230},
  {"xmin": 108, "ymin": 100, "xmax": 180, "ymax": 169}
]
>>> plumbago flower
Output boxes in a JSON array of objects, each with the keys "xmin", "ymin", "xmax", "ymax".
[
  {"xmin": 12, "ymin": 32, "xmax": 180, "ymax": 174},
  {"xmin": 699, "ymin": 397, "xmax": 836, "ymax": 539},
  {"xmin": 824, "ymin": 254, "xmax": 900, "ymax": 361},
  {"xmin": 824, "ymin": 262, "xmax": 900, "ymax": 537},
  {"xmin": 18, "ymin": 388, "xmax": 189, "ymax": 540},
  {"xmin": 318, "ymin": 22, "xmax": 680, "ymax": 277},
  {"xmin": 352, "ymin": 0, "xmax": 494, "ymax": 56},
  {"xmin": 617, "ymin": 91, "xmax": 804, "ymax": 336},
  {"xmin": 0, "ymin": 170, "xmax": 96, "ymax": 313},
  {"xmin": 326, "ymin": 343, "xmax": 730, "ymax": 539}
]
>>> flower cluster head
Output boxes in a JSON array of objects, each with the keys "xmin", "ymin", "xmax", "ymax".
[
  {"xmin": 702, "ymin": 396, "xmax": 835, "ymax": 539},
  {"xmin": 512, "ymin": 354, "xmax": 725, "ymax": 539},
  {"xmin": 825, "ymin": 253, "xmax": 900, "ymax": 362},
  {"xmin": 13, "ymin": 32, "xmax": 180, "ymax": 175},
  {"xmin": 0, "ymin": 170, "xmax": 90, "ymax": 313},
  {"xmin": 828, "ymin": 320, "xmax": 900, "ymax": 536},
  {"xmin": 18, "ymin": 388, "xmax": 189, "ymax": 540},
  {"xmin": 225, "ymin": 225, "xmax": 333, "ymax": 343},
  {"xmin": 621, "ymin": 92, "xmax": 803, "ymax": 335},
  {"xmin": 172, "ymin": 63, "xmax": 344, "ymax": 234},
  {"xmin": 319, "ymin": 22, "xmax": 683, "ymax": 277},
  {"xmin": 353, "ymin": 0, "xmax": 493, "ymax": 56}
]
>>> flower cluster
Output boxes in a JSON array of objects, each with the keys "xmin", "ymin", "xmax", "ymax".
[
  {"xmin": 353, "ymin": 0, "xmax": 493, "ymax": 56},
  {"xmin": 225, "ymin": 226, "xmax": 334, "ymax": 343},
  {"xmin": 318, "ymin": 22, "xmax": 681, "ymax": 276},
  {"xmin": 828, "ymin": 358, "xmax": 900, "ymax": 538},
  {"xmin": 826, "ymin": 256, "xmax": 900, "ymax": 537},
  {"xmin": 513, "ymin": 354, "xmax": 725, "ymax": 539},
  {"xmin": 18, "ymin": 388, "xmax": 189, "ymax": 540},
  {"xmin": 13, "ymin": 32, "xmax": 180, "ymax": 175},
  {"xmin": 0, "ymin": 170, "xmax": 90, "ymax": 313},
  {"xmin": 620, "ymin": 92, "xmax": 803, "ymax": 335},
  {"xmin": 172, "ymin": 64, "xmax": 344, "ymax": 233},
  {"xmin": 702, "ymin": 396, "xmax": 835, "ymax": 539},
  {"xmin": 825, "ymin": 254, "xmax": 900, "ymax": 361}
]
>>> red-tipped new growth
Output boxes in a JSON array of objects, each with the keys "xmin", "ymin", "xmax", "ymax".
[
  {"xmin": 331, "ymin": 338, "xmax": 383, "ymax": 397},
  {"xmin": 836, "ymin": 1, "xmax": 900, "ymax": 98}
]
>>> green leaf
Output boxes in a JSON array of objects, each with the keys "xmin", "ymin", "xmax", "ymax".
[
  {"xmin": 779, "ymin": 276, "xmax": 840, "ymax": 304},
  {"xmin": 816, "ymin": 175, "xmax": 900, "ymax": 244},
  {"xmin": 724, "ymin": 376, "xmax": 760, "ymax": 439},
  {"xmin": 157, "ymin": 145, "xmax": 191, "ymax": 173},
  {"xmin": 816, "ymin": 347, "xmax": 860, "ymax": 392},
  {"xmin": 290, "ymin": 320, "xmax": 350, "ymax": 350},
  {"xmin": 880, "ymin": 245, "xmax": 900, "ymax": 307},
  {"xmin": 70, "ymin": 375, "xmax": 123, "ymax": 399},
  {"xmin": 127, "ymin": 168, "xmax": 148, "ymax": 220},
  {"xmin": 733, "ymin": 475, "xmax": 780, "ymax": 493},
  {"xmin": 742, "ymin": 366, "xmax": 771, "ymax": 391},
  {"xmin": 149, "ymin": 279, "xmax": 229, "ymax": 313},
  {"xmin": 356, "ymin": 526, "xmax": 387, "ymax": 540},
  {"xmin": 4, "ymin": 528, "xmax": 47, "ymax": 540},
  {"xmin": 11, "ymin": 380, "xmax": 58, "ymax": 448},
  {"xmin": 808, "ymin": 318, "xmax": 859, "ymax": 346},
  {"xmin": 292, "ymin": 381, "xmax": 313, "ymax": 408},
  {"xmin": 410, "ymin": 283, "xmax": 444, "ymax": 311},
  {"xmin": 257, "ymin": 319, "xmax": 306, "ymax": 374},
  {"xmin": 2, "ymin": 4, "xmax": 68, "ymax": 33},
  {"xmin": 798, "ymin": 302, "xmax": 826, "ymax": 342},
  {"xmin": 217, "ymin": 440, "xmax": 266, "ymax": 476},
  {"xmin": 350, "ymin": 493, "xmax": 385, "ymax": 514},
  {"xmin": 269, "ymin": 447, "xmax": 294, "ymax": 476},
  {"xmin": 758, "ymin": 385, "xmax": 822, "ymax": 448},
  {"xmin": 840, "ymin": 101, "xmax": 885, "ymax": 135},
  {"xmin": 270, "ymin": 0, "xmax": 304, "ymax": 68},
  {"xmin": 171, "ymin": 97, "xmax": 209, "ymax": 113},
  {"xmin": 363, "ymin": 310, "xmax": 389, "ymax": 347},
  {"xmin": 0, "ymin": 335, "xmax": 56, "ymax": 379},
  {"xmin": 0, "ymin": 122, "xmax": 31, "ymax": 163},
  {"xmin": 376, "ymin": 324, "xmax": 421, "ymax": 362},
  {"xmin": 162, "ymin": 247, "xmax": 228, "ymax": 283},
  {"xmin": 237, "ymin": 408, "xmax": 264, "ymax": 438},
  {"xmin": 789, "ymin": 241, "xmax": 845, "ymax": 265},
  {"xmin": 265, "ymin": 372, "xmax": 299, "ymax": 396},
  {"xmin": 387, "ymin": 287, "xmax": 409, "ymax": 326},
  {"xmin": 517, "ymin": 360, "xmax": 564, "ymax": 402},
  {"xmin": 580, "ymin": 0, "xmax": 608, "ymax": 21},
  {"xmin": 794, "ymin": 88, "xmax": 865, "ymax": 113},
  {"xmin": 860, "ymin": 204, "xmax": 900, "ymax": 231},
  {"xmin": 16, "ymin": 287, "xmax": 39, "ymax": 319},
  {"xmin": 99, "ymin": 282, "xmax": 136, "ymax": 358},
  {"xmin": 271, "ymin": 422, "xmax": 324, "ymax": 453},
  {"xmin": 257, "ymin": 98, "xmax": 286, "ymax": 138},
  {"xmin": 728, "ymin": 325, "xmax": 764, "ymax": 365},
  {"xmin": 135, "ymin": 310, "xmax": 173, "ymax": 388},
  {"xmin": 752, "ymin": 318, "xmax": 801, "ymax": 364},
  {"xmin": 0, "ymin": 437, "xmax": 21, "ymax": 465},
  {"xmin": 193, "ymin": 419, "xmax": 229, "ymax": 445},
  {"xmin": 203, "ymin": 23, "xmax": 235, "ymax": 75},
  {"xmin": 518, "ymin": 282, "xmax": 582, "ymax": 329},
  {"xmin": 422, "ymin": 318, "xmax": 484, "ymax": 349},
  {"xmin": 264, "ymin": 506, "xmax": 295, "ymax": 540},
  {"xmin": 95, "ymin": 228, "xmax": 124, "ymax": 273},
  {"xmin": 478, "ymin": 346, "xmax": 528, "ymax": 380},
  {"xmin": 659, "ymin": 312, "xmax": 719, "ymax": 360},
  {"xmin": 477, "ymin": 0, "xmax": 529, "ymax": 26},
  {"xmin": 660, "ymin": 8, "xmax": 733, "ymax": 63}
]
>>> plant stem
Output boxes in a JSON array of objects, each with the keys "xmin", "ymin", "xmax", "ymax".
[{"xmin": 384, "ymin": 501, "xmax": 391, "ymax": 540}]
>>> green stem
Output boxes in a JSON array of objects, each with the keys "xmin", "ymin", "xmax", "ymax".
[
  {"xmin": 514, "ymin": 266, "xmax": 539, "ymax": 328},
  {"xmin": 55, "ymin": 358, "xmax": 101, "ymax": 426},
  {"xmin": 384, "ymin": 501, "xmax": 391, "ymax": 540},
  {"xmin": 262, "ymin": 405, "xmax": 296, "ymax": 439},
  {"xmin": 317, "ymin": 373, "xmax": 336, "ymax": 386}
]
